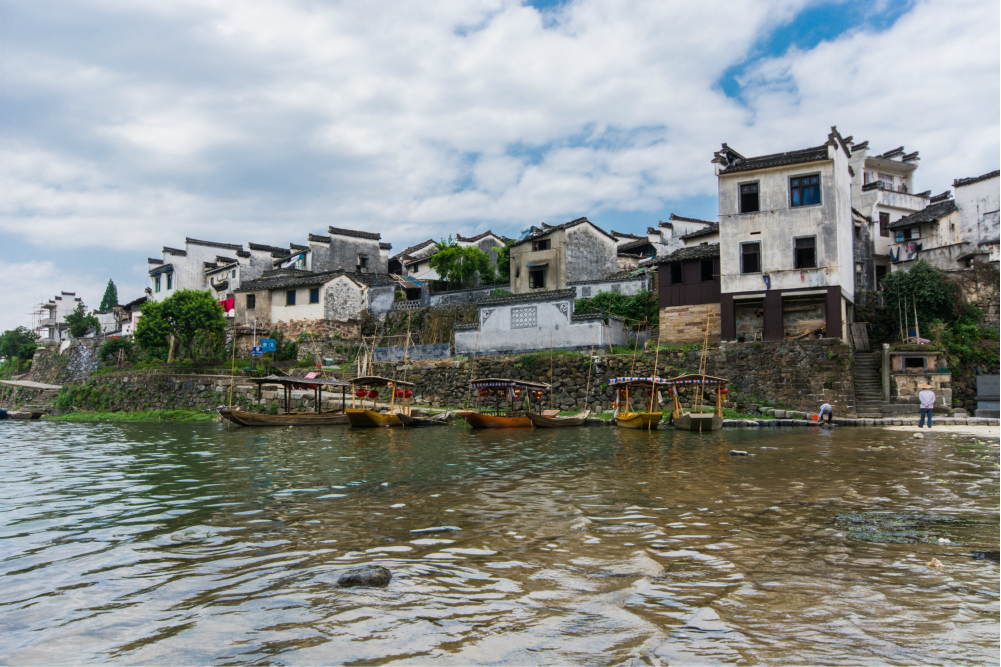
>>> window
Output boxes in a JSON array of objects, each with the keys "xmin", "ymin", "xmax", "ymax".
[
  {"xmin": 794, "ymin": 237, "xmax": 816, "ymax": 269},
  {"xmin": 532, "ymin": 239, "xmax": 551, "ymax": 251},
  {"xmin": 740, "ymin": 182, "xmax": 760, "ymax": 213},
  {"xmin": 309, "ymin": 288, "xmax": 319, "ymax": 304},
  {"xmin": 166, "ymin": 273, "xmax": 173, "ymax": 290},
  {"xmin": 286, "ymin": 290, "xmax": 296, "ymax": 306},
  {"xmin": 154, "ymin": 276, "xmax": 161, "ymax": 293},
  {"xmin": 700, "ymin": 259, "xmax": 715, "ymax": 281},
  {"xmin": 879, "ymin": 212, "xmax": 890, "ymax": 237},
  {"xmin": 669, "ymin": 262, "xmax": 682, "ymax": 284},
  {"xmin": 232, "ymin": 269, "xmax": 237, "ymax": 278},
  {"xmin": 790, "ymin": 174, "xmax": 821, "ymax": 207},
  {"xmin": 878, "ymin": 172, "xmax": 894, "ymax": 187},
  {"xmin": 358, "ymin": 255, "xmax": 368, "ymax": 270},
  {"xmin": 741, "ymin": 242, "xmax": 760, "ymax": 274},
  {"xmin": 511, "ymin": 306, "xmax": 537, "ymax": 329},
  {"xmin": 247, "ymin": 294, "xmax": 256, "ymax": 310},
  {"xmin": 529, "ymin": 268, "xmax": 546, "ymax": 288},
  {"xmin": 580, "ymin": 286, "xmax": 591, "ymax": 297}
]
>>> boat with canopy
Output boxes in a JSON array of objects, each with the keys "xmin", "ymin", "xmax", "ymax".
[
  {"xmin": 608, "ymin": 376, "xmax": 671, "ymax": 429},
  {"xmin": 219, "ymin": 375, "xmax": 351, "ymax": 426},
  {"xmin": 455, "ymin": 378, "xmax": 555, "ymax": 428},
  {"xmin": 344, "ymin": 376, "xmax": 416, "ymax": 427},
  {"xmin": 663, "ymin": 373, "xmax": 728, "ymax": 432}
]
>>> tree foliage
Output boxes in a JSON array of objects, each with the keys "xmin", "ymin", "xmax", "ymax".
[
  {"xmin": 64, "ymin": 303, "xmax": 101, "ymax": 338},
  {"xmin": 135, "ymin": 290, "xmax": 226, "ymax": 362},
  {"xmin": 879, "ymin": 261, "xmax": 960, "ymax": 332},
  {"xmin": 99, "ymin": 279, "xmax": 119, "ymax": 311},
  {"xmin": 0, "ymin": 326, "xmax": 40, "ymax": 361},
  {"xmin": 575, "ymin": 290, "xmax": 659, "ymax": 326},
  {"xmin": 428, "ymin": 236, "xmax": 495, "ymax": 288},
  {"xmin": 99, "ymin": 337, "xmax": 134, "ymax": 364},
  {"xmin": 494, "ymin": 241, "xmax": 512, "ymax": 285}
]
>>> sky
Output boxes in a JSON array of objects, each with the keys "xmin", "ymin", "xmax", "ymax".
[{"xmin": 1, "ymin": 0, "xmax": 998, "ymax": 332}]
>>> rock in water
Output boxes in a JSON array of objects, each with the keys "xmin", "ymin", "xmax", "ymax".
[
  {"xmin": 913, "ymin": 433, "xmax": 924, "ymax": 439},
  {"xmin": 338, "ymin": 565, "xmax": 392, "ymax": 588},
  {"xmin": 729, "ymin": 450, "xmax": 748, "ymax": 456}
]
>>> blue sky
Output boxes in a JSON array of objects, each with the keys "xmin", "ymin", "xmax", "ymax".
[{"xmin": 0, "ymin": 0, "xmax": 997, "ymax": 331}]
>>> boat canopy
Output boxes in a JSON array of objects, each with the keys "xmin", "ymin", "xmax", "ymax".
[
  {"xmin": 469, "ymin": 377, "xmax": 550, "ymax": 390},
  {"xmin": 608, "ymin": 376, "xmax": 671, "ymax": 387},
  {"xmin": 664, "ymin": 374, "xmax": 728, "ymax": 386},
  {"xmin": 248, "ymin": 375, "xmax": 350, "ymax": 389},
  {"xmin": 350, "ymin": 376, "xmax": 416, "ymax": 388}
]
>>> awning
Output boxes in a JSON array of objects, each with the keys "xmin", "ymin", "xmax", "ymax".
[{"xmin": 525, "ymin": 262, "xmax": 549, "ymax": 268}]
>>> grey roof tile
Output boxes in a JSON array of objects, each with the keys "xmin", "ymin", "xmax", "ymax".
[
  {"xmin": 887, "ymin": 200, "xmax": 957, "ymax": 230},
  {"xmin": 680, "ymin": 223, "xmax": 719, "ymax": 241},
  {"xmin": 657, "ymin": 243, "xmax": 720, "ymax": 263},
  {"xmin": 953, "ymin": 170, "xmax": 1000, "ymax": 188},
  {"xmin": 328, "ymin": 226, "xmax": 381, "ymax": 240}
]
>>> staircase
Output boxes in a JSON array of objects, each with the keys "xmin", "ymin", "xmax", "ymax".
[
  {"xmin": 852, "ymin": 352, "xmax": 884, "ymax": 418},
  {"xmin": 17, "ymin": 388, "xmax": 61, "ymax": 415}
]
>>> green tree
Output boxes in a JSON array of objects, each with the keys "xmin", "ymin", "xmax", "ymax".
[
  {"xmin": 64, "ymin": 303, "xmax": 101, "ymax": 338},
  {"xmin": 0, "ymin": 327, "xmax": 40, "ymax": 362},
  {"xmin": 99, "ymin": 337, "xmax": 134, "ymax": 364},
  {"xmin": 99, "ymin": 280, "xmax": 119, "ymax": 311},
  {"xmin": 494, "ymin": 241, "xmax": 513, "ymax": 285},
  {"xmin": 880, "ymin": 261, "xmax": 960, "ymax": 333},
  {"xmin": 428, "ymin": 236, "xmax": 495, "ymax": 288},
  {"xmin": 575, "ymin": 290, "xmax": 659, "ymax": 325},
  {"xmin": 135, "ymin": 290, "xmax": 226, "ymax": 362}
]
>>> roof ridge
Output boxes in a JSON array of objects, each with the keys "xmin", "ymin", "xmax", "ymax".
[
  {"xmin": 953, "ymin": 170, "xmax": 1000, "ymax": 188},
  {"xmin": 186, "ymin": 237, "xmax": 244, "ymax": 251}
]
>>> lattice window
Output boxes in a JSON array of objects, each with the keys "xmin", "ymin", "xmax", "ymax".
[
  {"xmin": 511, "ymin": 306, "xmax": 537, "ymax": 329},
  {"xmin": 611, "ymin": 284, "xmax": 621, "ymax": 293},
  {"xmin": 580, "ymin": 286, "xmax": 591, "ymax": 298}
]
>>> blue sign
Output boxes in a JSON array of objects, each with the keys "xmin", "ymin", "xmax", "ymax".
[
  {"xmin": 261, "ymin": 338, "xmax": 277, "ymax": 352},
  {"xmin": 252, "ymin": 346, "xmax": 263, "ymax": 356}
]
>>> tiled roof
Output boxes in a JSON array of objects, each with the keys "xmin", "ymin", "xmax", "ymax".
[
  {"xmin": 380, "ymin": 242, "xmax": 392, "ymax": 250},
  {"xmin": 186, "ymin": 237, "xmax": 243, "ymax": 251},
  {"xmin": 568, "ymin": 272, "xmax": 644, "ymax": 285},
  {"xmin": 617, "ymin": 238, "xmax": 654, "ymax": 253},
  {"xmin": 392, "ymin": 239, "xmax": 435, "ymax": 260},
  {"xmin": 236, "ymin": 250, "xmax": 251, "ymax": 258},
  {"xmin": 510, "ymin": 217, "xmax": 616, "ymax": 248},
  {"xmin": 149, "ymin": 263, "xmax": 174, "ymax": 275},
  {"xmin": 163, "ymin": 247, "xmax": 186, "ymax": 256},
  {"xmin": 328, "ymin": 226, "xmax": 381, "ymax": 240},
  {"xmin": 657, "ymin": 243, "xmax": 720, "ymax": 263},
  {"xmin": 289, "ymin": 244, "xmax": 308, "ymax": 252},
  {"xmin": 249, "ymin": 242, "xmax": 289, "ymax": 253},
  {"xmin": 611, "ymin": 230, "xmax": 643, "ymax": 240},
  {"xmin": 203, "ymin": 261, "xmax": 217, "ymax": 269},
  {"xmin": 147, "ymin": 258, "xmax": 163, "ymax": 264},
  {"xmin": 929, "ymin": 191, "xmax": 952, "ymax": 203},
  {"xmin": 453, "ymin": 322, "xmax": 478, "ymax": 331},
  {"xmin": 851, "ymin": 207, "xmax": 873, "ymax": 224},
  {"xmin": 121, "ymin": 295, "xmax": 149, "ymax": 310},
  {"xmin": 669, "ymin": 213, "xmax": 715, "ymax": 225},
  {"xmin": 953, "ymin": 170, "xmax": 1000, "ymax": 188},
  {"xmin": 681, "ymin": 223, "xmax": 719, "ymax": 240},
  {"xmin": 236, "ymin": 270, "xmax": 343, "ymax": 292},
  {"xmin": 477, "ymin": 288, "xmax": 576, "ymax": 305},
  {"xmin": 716, "ymin": 144, "xmax": 829, "ymax": 174},
  {"xmin": 571, "ymin": 311, "xmax": 604, "ymax": 322},
  {"xmin": 308, "ymin": 233, "xmax": 331, "ymax": 243},
  {"xmin": 212, "ymin": 280, "xmax": 229, "ymax": 292},
  {"xmin": 456, "ymin": 230, "xmax": 501, "ymax": 243},
  {"xmin": 216, "ymin": 255, "xmax": 237, "ymax": 264},
  {"xmin": 887, "ymin": 200, "xmax": 957, "ymax": 230}
]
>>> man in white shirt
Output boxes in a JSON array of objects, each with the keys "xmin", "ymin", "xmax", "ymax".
[{"xmin": 918, "ymin": 383, "xmax": 936, "ymax": 428}]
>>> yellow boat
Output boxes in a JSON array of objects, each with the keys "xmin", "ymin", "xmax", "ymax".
[
  {"xmin": 608, "ymin": 376, "xmax": 671, "ymax": 430},
  {"xmin": 346, "ymin": 376, "xmax": 416, "ymax": 428}
]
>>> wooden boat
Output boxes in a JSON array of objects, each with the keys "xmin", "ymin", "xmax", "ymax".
[
  {"xmin": 219, "ymin": 408, "xmax": 348, "ymax": 426},
  {"xmin": 219, "ymin": 374, "xmax": 352, "ymax": 427},
  {"xmin": 6, "ymin": 411, "xmax": 42, "ymax": 420},
  {"xmin": 527, "ymin": 409, "xmax": 590, "ymax": 428},
  {"xmin": 345, "ymin": 376, "xmax": 416, "ymax": 428},
  {"xmin": 664, "ymin": 374, "xmax": 729, "ymax": 432},
  {"xmin": 397, "ymin": 412, "xmax": 450, "ymax": 427},
  {"xmin": 456, "ymin": 378, "xmax": 553, "ymax": 429},
  {"xmin": 608, "ymin": 377, "xmax": 671, "ymax": 430}
]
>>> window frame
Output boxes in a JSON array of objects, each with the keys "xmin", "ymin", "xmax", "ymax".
[
  {"xmin": 740, "ymin": 241, "xmax": 761, "ymax": 274},
  {"xmin": 528, "ymin": 268, "xmax": 546, "ymax": 289},
  {"xmin": 700, "ymin": 259, "xmax": 715, "ymax": 282},
  {"xmin": 879, "ymin": 212, "xmax": 890, "ymax": 237},
  {"xmin": 739, "ymin": 181, "xmax": 760, "ymax": 214},
  {"xmin": 789, "ymin": 173, "xmax": 822, "ymax": 208},
  {"xmin": 286, "ymin": 290, "xmax": 296, "ymax": 306},
  {"xmin": 246, "ymin": 294, "xmax": 256, "ymax": 310},
  {"xmin": 669, "ymin": 262, "xmax": 682, "ymax": 284},
  {"xmin": 357, "ymin": 255, "xmax": 368, "ymax": 270},
  {"xmin": 166, "ymin": 273, "xmax": 173, "ymax": 290},
  {"xmin": 154, "ymin": 276, "xmax": 160, "ymax": 293},
  {"xmin": 532, "ymin": 238, "xmax": 551, "ymax": 252},
  {"xmin": 309, "ymin": 287, "xmax": 319, "ymax": 304},
  {"xmin": 793, "ymin": 235, "xmax": 817, "ymax": 269}
]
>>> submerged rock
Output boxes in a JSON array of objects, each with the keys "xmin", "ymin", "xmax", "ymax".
[
  {"xmin": 170, "ymin": 527, "xmax": 212, "ymax": 543},
  {"xmin": 338, "ymin": 565, "xmax": 392, "ymax": 588},
  {"xmin": 729, "ymin": 450, "xmax": 748, "ymax": 456}
]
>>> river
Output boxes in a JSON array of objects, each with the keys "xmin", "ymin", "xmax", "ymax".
[{"xmin": 0, "ymin": 421, "xmax": 997, "ymax": 665}]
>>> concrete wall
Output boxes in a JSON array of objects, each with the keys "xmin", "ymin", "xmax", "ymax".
[
  {"xmin": 954, "ymin": 174, "xmax": 1000, "ymax": 248},
  {"xmin": 570, "ymin": 276, "xmax": 647, "ymax": 299},
  {"xmin": 271, "ymin": 286, "xmax": 324, "ymax": 322},
  {"xmin": 234, "ymin": 288, "xmax": 272, "ymax": 325},
  {"xmin": 323, "ymin": 276, "xmax": 366, "ymax": 322},
  {"xmin": 373, "ymin": 343, "xmax": 451, "ymax": 362},
  {"xmin": 369, "ymin": 284, "xmax": 396, "ymax": 316},
  {"xmin": 565, "ymin": 224, "xmax": 618, "ymax": 284},
  {"xmin": 428, "ymin": 285, "xmax": 503, "ymax": 306},
  {"xmin": 659, "ymin": 303, "xmax": 721, "ymax": 344},
  {"xmin": 511, "ymin": 230, "xmax": 565, "ymax": 293},
  {"xmin": 312, "ymin": 232, "xmax": 387, "ymax": 274}
]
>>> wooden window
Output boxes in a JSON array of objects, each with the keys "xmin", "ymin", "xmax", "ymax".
[
  {"xmin": 309, "ymin": 288, "xmax": 319, "ymax": 304},
  {"xmin": 166, "ymin": 273, "xmax": 173, "ymax": 290},
  {"xmin": 533, "ymin": 239, "xmax": 551, "ymax": 251},
  {"xmin": 790, "ymin": 174, "xmax": 821, "ymax": 207},
  {"xmin": 741, "ymin": 242, "xmax": 760, "ymax": 274},
  {"xmin": 358, "ymin": 255, "xmax": 368, "ymax": 270},
  {"xmin": 794, "ymin": 237, "xmax": 816, "ymax": 269},
  {"xmin": 286, "ymin": 290, "xmax": 296, "ymax": 306},
  {"xmin": 879, "ymin": 212, "xmax": 890, "ymax": 237},
  {"xmin": 740, "ymin": 182, "xmax": 759, "ymax": 213},
  {"xmin": 246, "ymin": 294, "xmax": 256, "ymax": 310},
  {"xmin": 529, "ymin": 268, "xmax": 546, "ymax": 288},
  {"xmin": 700, "ymin": 259, "xmax": 715, "ymax": 282},
  {"xmin": 154, "ymin": 276, "xmax": 160, "ymax": 293},
  {"xmin": 669, "ymin": 262, "xmax": 682, "ymax": 284}
]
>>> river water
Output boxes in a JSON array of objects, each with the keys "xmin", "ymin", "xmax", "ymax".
[{"xmin": 0, "ymin": 421, "xmax": 997, "ymax": 665}]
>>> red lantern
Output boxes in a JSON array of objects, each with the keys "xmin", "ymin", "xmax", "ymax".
[
  {"xmin": 367, "ymin": 390, "xmax": 379, "ymax": 399},
  {"xmin": 355, "ymin": 389, "xmax": 367, "ymax": 398},
  {"xmin": 394, "ymin": 389, "xmax": 403, "ymax": 398},
  {"xmin": 404, "ymin": 390, "xmax": 412, "ymax": 398},
  {"xmin": 480, "ymin": 388, "xmax": 490, "ymax": 397},
  {"xmin": 721, "ymin": 387, "xmax": 728, "ymax": 394}
]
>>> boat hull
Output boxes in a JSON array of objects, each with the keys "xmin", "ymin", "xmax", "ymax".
[
  {"xmin": 7, "ymin": 411, "xmax": 42, "ymax": 420},
  {"xmin": 398, "ymin": 413, "xmax": 449, "ymax": 427},
  {"xmin": 673, "ymin": 413, "xmax": 722, "ymax": 432},
  {"xmin": 455, "ymin": 411, "xmax": 532, "ymax": 429},
  {"xmin": 616, "ymin": 412, "xmax": 663, "ymax": 429},
  {"xmin": 526, "ymin": 410, "xmax": 590, "ymax": 428},
  {"xmin": 219, "ymin": 409, "xmax": 348, "ymax": 426},
  {"xmin": 345, "ymin": 409, "xmax": 402, "ymax": 427}
]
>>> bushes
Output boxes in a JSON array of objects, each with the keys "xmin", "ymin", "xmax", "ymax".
[
  {"xmin": 99, "ymin": 338, "xmax": 134, "ymax": 363},
  {"xmin": 575, "ymin": 290, "xmax": 658, "ymax": 326}
]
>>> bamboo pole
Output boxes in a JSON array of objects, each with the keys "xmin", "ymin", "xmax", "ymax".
[
  {"xmin": 584, "ymin": 328, "xmax": 596, "ymax": 415},
  {"xmin": 465, "ymin": 330, "xmax": 479, "ymax": 409},
  {"xmin": 912, "ymin": 292, "xmax": 921, "ymax": 344},
  {"xmin": 550, "ymin": 333, "xmax": 554, "ymax": 411},
  {"xmin": 650, "ymin": 327, "xmax": 661, "ymax": 413}
]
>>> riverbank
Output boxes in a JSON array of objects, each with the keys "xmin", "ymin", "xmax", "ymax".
[{"xmin": 45, "ymin": 409, "xmax": 217, "ymax": 423}]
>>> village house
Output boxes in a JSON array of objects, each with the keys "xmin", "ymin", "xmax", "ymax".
[
  {"xmin": 309, "ymin": 226, "xmax": 390, "ymax": 275},
  {"xmin": 509, "ymin": 217, "xmax": 618, "ymax": 294},
  {"xmin": 388, "ymin": 231, "xmax": 509, "ymax": 284},
  {"xmin": 34, "ymin": 292, "xmax": 85, "ymax": 344}
]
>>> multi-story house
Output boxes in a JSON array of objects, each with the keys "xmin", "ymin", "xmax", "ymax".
[
  {"xmin": 712, "ymin": 127, "xmax": 856, "ymax": 342},
  {"xmin": 509, "ymin": 217, "xmax": 618, "ymax": 294}
]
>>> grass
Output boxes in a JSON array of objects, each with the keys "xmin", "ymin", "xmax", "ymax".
[{"xmin": 45, "ymin": 409, "xmax": 217, "ymax": 423}]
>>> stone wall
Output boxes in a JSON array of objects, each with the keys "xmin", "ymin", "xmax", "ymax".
[
  {"xmin": 233, "ymin": 319, "xmax": 361, "ymax": 356},
  {"xmin": 26, "ymin": 342, "xmax": 98, "ymax": 385},
  {"xmin": 659, "ymin": 304, "xmax": 721, "ymax": 344}
]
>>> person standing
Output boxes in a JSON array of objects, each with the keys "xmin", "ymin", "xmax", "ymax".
[
  {"xmin": 918, "ymin": 383, "xmax": 936, "ymax": 428},
  {"xmin": 818, "ymin": 402, "xmax": 834, "ymax": 424}
]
